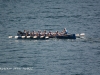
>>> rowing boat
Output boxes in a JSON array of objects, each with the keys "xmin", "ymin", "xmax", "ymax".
[
  {"xmin": 8, "ymin": 30, "xmax": 85, "ymax": 39},
  {"xmin": 10, "ymin": 34, "xmax": 76, "ymax": 40}
]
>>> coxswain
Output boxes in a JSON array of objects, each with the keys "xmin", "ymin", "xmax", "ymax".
[{"xmin": 64, "ymin": 28, "xmax": 68, "ymax": 34}]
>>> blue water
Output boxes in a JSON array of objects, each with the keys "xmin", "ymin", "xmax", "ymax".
[{"xmin": 0, "ymin": 0, "xmax": 100, "ymax": 75}]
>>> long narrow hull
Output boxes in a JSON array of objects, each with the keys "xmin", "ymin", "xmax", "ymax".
[
  {"xmin": 56, "ymin": 34, "xmax": 76, "ymax": 39},
  {"xmin": 9, "ymin": 33, "xmax": 85, "ymax": 39}
]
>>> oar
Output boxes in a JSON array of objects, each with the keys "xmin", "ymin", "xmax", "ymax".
[
  {"xmin": 8, "ymin": 36, "xmax": 13, "ymax": 38},
  {"xmin": 45, "ymin": 36, "xmax": 49, "ymax": 39},
  {"xmin": 75, "ymin": 33, "xmax": 85, "ymax": 38}
]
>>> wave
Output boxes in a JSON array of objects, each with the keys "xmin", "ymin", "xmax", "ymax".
[
  {"xmin": 81, "ymin": 37, "xmax": 100, "ymax": 43},
  {"xmin": 45, "ymin": 15, "xmax": 81, "ymax": 19}
]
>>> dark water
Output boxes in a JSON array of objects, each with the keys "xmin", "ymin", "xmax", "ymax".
[{"xmin": 0, "ymin": 0, "xmax": 100, "ymax": 75}]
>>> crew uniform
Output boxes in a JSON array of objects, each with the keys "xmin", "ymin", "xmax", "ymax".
[
  {"xmin": 65, "ymin": 30, "xmax": 68, "ymax": 34},
  {"xmin": 64, "ymin": 28, "xmax": 68, "ymax": 34}
]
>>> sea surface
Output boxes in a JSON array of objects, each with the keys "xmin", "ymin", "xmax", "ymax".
[{"xmin": 0, "ymin": 0, "xmax": 100, "ymax": 75}]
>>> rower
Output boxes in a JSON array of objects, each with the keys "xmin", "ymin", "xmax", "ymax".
[
  {"xmin": 17, "ymin": 31, "xmax": 22, "ymax": 36},
  {"xmin": 56, "ymin": 31, "xmax": 59, "ymax": 36},
  {"xmin": 40, "ymin": 31, "xmax": 42, "ymax": 36},
  {"xmin": 49, "ymin": 31, "xmax": 52, "ymax": 36},
  {"xmin": 23, "ymin": 30, "xmax": 27, "ymax": 36},
  {"xmin": 27, "ymin": 31, "xmax": 30, "ymax": 36},
  {"xmin": 38, "ymin": 31, "xmax": 41, "ymax": 36},
  {"xmin": 24, "ymin": 30, "xmax": 26, "ymax": 33},
  {"xmin": 31, "ymin": 31, "xmax": 35, "ymax": 36},
  {"xmin": 44, "ymin": 30, "xmax": 47, "ymax": 36}
]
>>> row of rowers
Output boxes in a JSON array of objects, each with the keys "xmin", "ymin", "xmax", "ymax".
[{"xmin": 17, "ymin": 28, "xmax": 68, "ymax": 36}]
